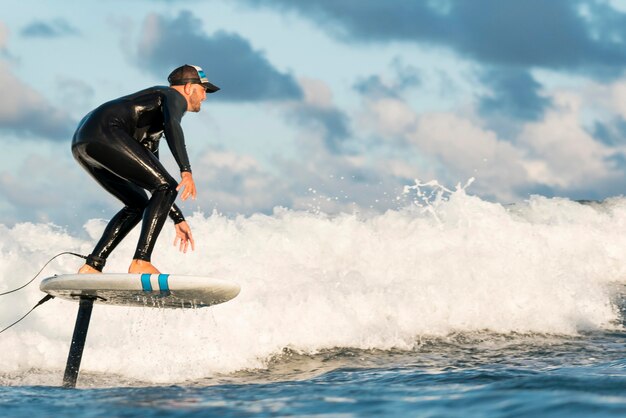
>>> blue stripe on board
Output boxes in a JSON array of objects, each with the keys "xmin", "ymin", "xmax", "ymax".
[
  {"xmin": 158, "ymin": 274, "xmax": 170, "ymax": 292},
  {"xmin": 141, "ymin": 274, "xmax": 152, "ymax": 292}
]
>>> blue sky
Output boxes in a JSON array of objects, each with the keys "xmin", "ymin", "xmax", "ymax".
[{"xmin": 3, "ymin": 0, "xmax": 626, "ymax": 230}]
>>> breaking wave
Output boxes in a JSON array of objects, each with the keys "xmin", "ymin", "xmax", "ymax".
[{"xmin": 1, "ymin": 182, "xmax": 625, "ymax": 384}]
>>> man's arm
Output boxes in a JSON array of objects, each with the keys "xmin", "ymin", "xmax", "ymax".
[
  {"xmin": 153, "ymin": 149, "xmax": 187, "ymax": 224},
  {"xmin": 170, "ymin": 203, "xmax": 185, "ymax": 224},
  {"xmin": 162, "ymin": 91, "xmax": 192, "ymax": 173}
]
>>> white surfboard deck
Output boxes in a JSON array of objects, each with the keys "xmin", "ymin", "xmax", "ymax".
[{"xmin": 40, "ymin": 274, "xmax": 240, "ymax": 309}]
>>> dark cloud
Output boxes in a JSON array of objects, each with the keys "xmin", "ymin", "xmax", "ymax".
[
  {"xmin": 287, "ymin": 104, "xmax": 351, "ymax": 154},
  {"xmin": 244, "ymin": 0, "xmax": 626, "ymax": 77},
  {"xmin": 136, "ymin": 11, "xmax": 302, "ymax": 102},
  {"xmin": 591, "ymin": 118, "xmax": 626, "ymax": 147},
  {"xmin": 605, "ymin": 152, "xmax": 626, "ymax": 170},
  {"xmin": 244, "ymin": 0, "xmax": 447, "ymax": 43},
  {"xmin": 354, "ymin": 75, "xmax": 398, "ymax": 99},
  {"xmin": 20, "ymin": 19, "xmax": 79, "ymax": 38},
  {"xmin": 354, "ymin": 59, "xmax": 421, "ymax": 99},
  {"xmin": 0, "ymin": 64, "xmax": 75, "ymax": 141},
  {"xmin": 0, "ymin": 109, "xmax": 74, "ymax": 140},
  {"xmin": 0, "ymin": 112, "xmax": 75, "ymax": 140},
  {"xmin": 478, "ymin": 69, "xmax": 551, "ymax": 122}
]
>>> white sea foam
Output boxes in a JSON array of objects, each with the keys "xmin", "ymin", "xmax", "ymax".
[{"xmin": 1, "ymin": 184, "xmax": 625, "ymax": 384}]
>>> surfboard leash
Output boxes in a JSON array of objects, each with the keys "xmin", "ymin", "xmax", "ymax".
[
  {"xmin": 0, "ymin": 251, "xmax": 87, "ymax": 297},
  {"xmin": 0, "ymin": 294, "xmax": 55, "ymax": 335},
  {"xmin": 0, "ymin": 251, "xmax": 86, "ymax": 335}
]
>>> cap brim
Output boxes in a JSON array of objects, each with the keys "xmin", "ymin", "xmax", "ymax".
[{"xmin": 203, "ymin": 82, "xmax": 220, "ymax": 93}]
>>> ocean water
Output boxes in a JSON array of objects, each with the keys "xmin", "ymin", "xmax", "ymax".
[{"xmin": 1, "ymin": 184, "xmax": 625, "ymax": 417}]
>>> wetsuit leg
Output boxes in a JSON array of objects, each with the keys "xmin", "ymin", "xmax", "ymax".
[
  {"xmin": 73, "ymin": 129, "xmax": 179, "ymax": 267},
  {"xmin": 71, "ymin": 160, "xmax": 149, "ymax": 271}
]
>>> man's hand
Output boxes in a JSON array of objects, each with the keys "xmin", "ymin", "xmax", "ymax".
[
  {"xmin": 174, "ymin": 221, "xmax": 195, "ymax": 253},
  {"xmin": 176, "ymin": 171, "xmax": 197, "ymax": 200}
]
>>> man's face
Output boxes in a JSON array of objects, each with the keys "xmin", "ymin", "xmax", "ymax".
[{"xmin": 188, "ymin": 84, "xmax": 207, "ymax": 112}]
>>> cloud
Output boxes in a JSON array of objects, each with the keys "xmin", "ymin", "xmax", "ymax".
[
  {"xmin": 0, "ymin": 147, "xmax": 289, "ymax": 229},
  {"xmin": 478, "ymin": 69, "xmax": 552, "ymax": 123},
  {"xmin": 0, "ymin": 153, "xmax": 111, "ymax": 228},
  {"xmin": 135, "ymin": 11, "xmax": 302, "ymax": 102},
  {"xmin": 408, "ymin": 112, "xmax": 531, "ymax": 201},
  {"xmin": 243, "ymin": 0, "xmax": 626, "ymax": 77},
  {"xmin": 0, "ymin": 22, "xmax": 7, "ymax": 50},
  {"xmin": 190, "ymin": 147, "xmax": 292, "ymax": 214},
  {"xmin": 354, "ymin": 59, "xmax": 421, "ymax": 100},
  {"xmin": 0, "ymin": 21, "xmax": 14, "ymax": 60},
  {"xmin": 517, "ymin": 90, "xmax": 617, "ymax": 189},
  {"xmin": 591, "ymin": 117, "xmax": 626, "ymax": 147},
  {"xmin": 357, "ymin": 76, "xmax": 626, "ymax": 201},
  {"xmin": 183, "ymin": 81, "xmax": 415, "ymax": 216},
  {"xmin": 55, "ymin": 76, "xmax": 95, "ymax": 110},
  {"xmin": 283, "ymin": 78, "xmax": 351, "ymax": 154},
  {"xmin": 0, "ymin": 62, "xmax": 75, "ymax": 140},
  {"xmin": 20, "ymin": 19, "xmax": 79, "ymax": 38}
]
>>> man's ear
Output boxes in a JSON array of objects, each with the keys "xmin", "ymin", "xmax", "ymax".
[{"xmin": 183, "ymin": 83, "xmax": 192, "ymax": 95}]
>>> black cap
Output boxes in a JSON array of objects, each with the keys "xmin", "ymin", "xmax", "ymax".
[{"xmin": 168, "ymin": 64, "xmax": 220, "ymax": 93}]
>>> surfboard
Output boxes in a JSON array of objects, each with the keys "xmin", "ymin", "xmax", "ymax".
[{"xmin": 40, "ymin": 274, "xmax": 240, "ymax": 309}]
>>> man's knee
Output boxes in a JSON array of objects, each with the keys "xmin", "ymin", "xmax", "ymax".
[
  {"xmin": 121, "ymin": 204, "xmax": 145, "ymax": 216},
  {"xmin": 152, "ymin": 179, "xmax": 178, "ymax": 201}
]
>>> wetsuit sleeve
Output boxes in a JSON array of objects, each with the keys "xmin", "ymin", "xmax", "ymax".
[
  {"xmin": 169, "ymin": 203, "xmax": 186, "ymax": 224},
  {"xmin": 162, "ymin": 92, "xmax": 192, "ymax": 173}
]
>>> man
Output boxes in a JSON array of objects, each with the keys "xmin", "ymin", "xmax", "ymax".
[{"xmin": 71, "ymin": 64, "xmax": 219, "ymax": 274}]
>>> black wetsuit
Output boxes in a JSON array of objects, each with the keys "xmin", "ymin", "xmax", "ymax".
[{"xmin": 72, "ymin": 86, "xmax": 191, "ymax": 271}]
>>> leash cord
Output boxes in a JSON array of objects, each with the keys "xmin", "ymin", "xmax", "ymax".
[
  {"xmin": 0, "ymin": 251, "xmax": 86, "ymax": 297},
  {"xmin": 0, "ymin": 294, "xmax": 55, "ymax": 335}
]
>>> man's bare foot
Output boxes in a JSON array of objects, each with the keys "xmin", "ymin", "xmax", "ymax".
[
  {"xmin": 129, "ymin": 259, "xmax": 160, "ymax": 274},
  {"xmin": 77, "ymin": 264, "xmax": 102, "ymax": 274}
]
